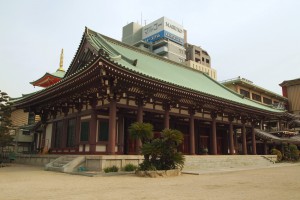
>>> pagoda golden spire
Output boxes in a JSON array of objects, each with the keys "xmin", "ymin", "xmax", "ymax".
[{"xmin": 58, "ymin": 48, "xmax": 65, "ymax": 71}]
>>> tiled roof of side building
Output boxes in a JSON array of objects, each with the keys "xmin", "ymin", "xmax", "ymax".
[{"xmin": 85, "ymin": 28, "xmax": 284, "ymax": 113}]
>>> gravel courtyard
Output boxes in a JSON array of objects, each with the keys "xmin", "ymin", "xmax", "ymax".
[{"xmin": 1, "ymin": 164, "xmax": 300, "ymax": 200}]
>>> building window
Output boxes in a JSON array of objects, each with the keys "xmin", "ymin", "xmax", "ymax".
[
  {"xmin": 252, "ymin": 93, "xmax": 262, "ymax": 102},
  {"xmin": 53, "ymin": 121, "xmax": 63, "ymax": 148},
  {"xmin": 66, "ymin": 118, "xmax": 76, "ymax": 147},
  {"xmin": 206, "ymin": 59, "xmax": 210, "ymax": 64},
  {"xmin": 28, "ymin": 112, "xmax": 35, "ymax": 125},
  {"xmin": 202, "ymin": 57, "xmax": 204, "ymax": 62},
  {"xmin": 98, "ymin": 119, "xmax": 109, "ymax": 142},
  {"xmin": 263, "ymin": 97, "xmax": 272, "ymax": 105},
  {"xmin": 240, "ymin": 89, "xmax": 250, "ymax": 98},
  {"xmin": 80, "ymin": 121, "xmax": 89, "ymax": 142}
]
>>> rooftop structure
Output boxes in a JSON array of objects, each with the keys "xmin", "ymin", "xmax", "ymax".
[
  {"xmin": 122, "ymin": 16, "xmax": 217, "ymax": 80},
  {"xmin": 280, "ymin": 78, "xmax": 300, "ymax": 114},
  {"xmin": 221, "ymin": 76, "xmax": 287, "ymax": 109},
  {"xmin": 30, "ymin": 49, "xmax": 66, "ymax": 88}
]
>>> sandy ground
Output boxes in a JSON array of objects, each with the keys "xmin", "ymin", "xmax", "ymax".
[{"xmin": 0, "ymin": 164, "xmax": 300, "ymax": 200}]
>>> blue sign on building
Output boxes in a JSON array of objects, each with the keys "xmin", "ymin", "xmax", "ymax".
[{"xmin": 143, "ymin": 30, "xmax": 184, "ymax": 46}]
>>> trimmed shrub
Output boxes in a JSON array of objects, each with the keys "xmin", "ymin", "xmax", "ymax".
[
  {"xmin": 288, "ymin": 144, "xmax": 299, "ymax": 161},
  {"xmin": 271, "ymin": 148, "xmax": 282, "ymax": 162},
  {"xmin": 123, "ymin": 163, "xmax": 138, "ymax": 172},
  {"xmin": 103, "ymin": 165, "xmax": 119, "ymax": 173}
]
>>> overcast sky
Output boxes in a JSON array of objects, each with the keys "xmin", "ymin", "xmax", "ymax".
[{"xmin": 0, "ymin": 0, "xmax": 299, "ymax": 98}]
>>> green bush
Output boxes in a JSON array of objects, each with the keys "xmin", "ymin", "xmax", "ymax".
[
  {"xmin": 123, "ymin": 163, "xmax": 138, "ymax": 172},
  {"xmin": 282, "ymin": 144, "xmax": 299, "ymax": 161},
  {"xmin": 288, "ymin": 144, "xmax": 299, "ymax": 161},
  {"xmin": 103, "ymin": 165, "xmax": 119, "ymax": 173},
  {"xmin": 271, "ymin": 148, "xmax": 282, "ymax": 162},
  {"xmin": 129, "ymin": 122, "xmax": 185, "ymax": 171}
]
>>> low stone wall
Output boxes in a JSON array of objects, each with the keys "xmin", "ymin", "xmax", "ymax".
[
  {"xmin": 15, "ymin": 154, "xmax": 60, "ymax": 166},
  {"xmin": 136, "ymin": 169, "xmax": 181, "ymax": 178},
  {"xmin": 85, "ymin": 155, "xmax": 144, "ymax": 171},
  {"xmin": 15, "ymin": 154, "xmax": 144, "ymax": 171}
]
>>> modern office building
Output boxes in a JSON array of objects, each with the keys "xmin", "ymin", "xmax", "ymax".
[
  {"xmin": 185, "ymin": 44, "xmax": 217, "ymax": 80},
  {"xmin": 122, "ymin": 17, "xmax": 217, "ymax": 80},
  {"xmin": 122, "ymin": 17, "xmax": 186, "ymax": 63}
]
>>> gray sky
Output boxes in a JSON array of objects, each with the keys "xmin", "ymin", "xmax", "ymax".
[{"xmin": 0, "ymin": 0, "xmax": 299, "ymax": 98}]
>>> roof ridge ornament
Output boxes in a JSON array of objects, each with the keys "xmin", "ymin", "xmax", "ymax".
[{"xmin": 58, "ymin": 48, "xmax": 65, "ymax": 72}]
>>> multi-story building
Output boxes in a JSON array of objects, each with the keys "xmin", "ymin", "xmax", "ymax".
[
  {"xmin": 122, "ymin": 16, "xmax": 186, "ymax": 63},
  {"xmin": 185, "ymin": 44, "xmax": 217, "ymax": 80},
  {"xmin": 122, "ymin": 17, "xmax": 217, "ymax": 80},
  {"xmin": 280, "ymin": 78, "xmax": 300, "ymax": 114},
  {"xmin": 221, "ymin": 76, "xmax": 287, "ymax": 108}
]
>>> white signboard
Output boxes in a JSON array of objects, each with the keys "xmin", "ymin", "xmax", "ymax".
[{"xmin": 142, "ymin": 17, "xmax": 184, "ymax": 45}]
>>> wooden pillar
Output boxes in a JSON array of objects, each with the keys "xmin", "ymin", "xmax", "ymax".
[
  {"xmin": 75, "ymin": 116, "xmax": 81, "ymax": 151},
  {"xmin": 89, "ymin": 98, "xmax": 98, "ymax": 153},
  {"xmin": 228, "ymin": 116, "xmax": 235, "ymax": 155},
  {"xmin": 118, "ymin": 115, "xmax": 124, "ymax": 154},
  {"xmin": 136, "ymin": 100, "xmax": 143, "ymax": 153},
  {"xmin": 211, "ymin": 111, "xmax": 217, "ymax": 155},
  {"xmin": 189, "ymin": 108, "xmax": 195, "ymax": 155},
  {"xmin": 163, "ymin": 103, "xmax": 170, "ymax": 129},
  {"xmin": 263, "ymin": 140, "xmax": 268, "ymax": 155},
  {"xmin": 241, "ymin": 118, "xmax": 247, "ymax": 155},
  {"xmin": 108, "ymin": 99, "xmax": 117, "ymax": 155},
  {"xmin": 89, "ymin": 110, "xmax": 97, "ymax": 153},
  {"xmin": 251, "ymin": 122, "xmax": 257, "ymax": 155}
]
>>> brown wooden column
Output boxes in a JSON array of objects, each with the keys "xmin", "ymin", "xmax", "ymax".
[
  {"xmin": 89, "ymin": 98, "xmax": 98, "ymax": 153},
  {"xmin": 75, "ymin": 116, "xmax": 81, "ymax": 151},
  {"xmin": 89, "ymin": 110, "xmax": 97, "ymax": 153},
  {"xmin": 108, "ymin": 99, "xmax": 117, "ymax": 155},
  {"xmin": 211, "ymin": 111, "xmax": 217, "ymax": 155},
  {"xmin": 251, "ymin": 122, "xmax": 257, "ymax": 155},
  {"xmin": 263, "ymin": 140, "xmax": 268, "ymax": 155},
  {"xmin": 117, "ymin": 115, "xmax": 124, "ymax": 154},
  {"xmin": 163, "ymin": 103, "xmax": 170, "ymax": 129},
  {"xmin": 241, "ymin": 118, "xmax": 247, "ymax": 155},
  {"xmin": 228, "ymin": 115, "xmax": 235, "ymax": 155},
  {"xmin": 189, "ymin": 108, "xmax": 195, "ymax": 155},
  {"xmin": 136, "ymin": 100, "xmax": 143, "ymax": 153}
]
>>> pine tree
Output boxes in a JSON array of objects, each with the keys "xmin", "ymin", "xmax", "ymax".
[{"xmin": 0, "ymin": 91, "xmax": 13, "ymax": 151}]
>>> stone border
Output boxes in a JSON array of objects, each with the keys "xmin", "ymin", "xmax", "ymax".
[{"xmin": 135, "ymin": 169, "xmax": 181, "ymax": 178}]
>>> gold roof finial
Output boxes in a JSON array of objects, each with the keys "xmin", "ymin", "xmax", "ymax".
[{"xmin": 58, "ymin": 48, "xmax": 65, "ymax": 71}]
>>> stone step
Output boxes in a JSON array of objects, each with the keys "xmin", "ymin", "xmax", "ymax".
[{"xmin": 183, "ymin": 155, "xmax": 274, "ymax": 171}]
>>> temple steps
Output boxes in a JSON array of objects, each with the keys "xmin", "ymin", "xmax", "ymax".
[
  {"xmin": 45, "ymin": 155, "xmax": 85, "ymax": 173},
  {"xmin": 183, "ymin": 155, "xmax": 276, "ymax": 173}
]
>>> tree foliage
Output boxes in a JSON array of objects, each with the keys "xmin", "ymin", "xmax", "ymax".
[
  {"xmin": 129, "ymin": 122, "xmax": 185, "ymax": 171},
  {"xmin": 0, "ymin": 95, "xmax": 13, "ymax": 149}
]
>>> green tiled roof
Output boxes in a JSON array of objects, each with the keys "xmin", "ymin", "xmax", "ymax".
[{"xmin": 86, "ymin": 28, "xmax": 284, "ymax": 113}]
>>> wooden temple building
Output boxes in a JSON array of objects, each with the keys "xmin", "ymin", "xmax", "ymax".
[{"xmin": 14, "ymin": 28, "xmax": 300, "ymax": 155}]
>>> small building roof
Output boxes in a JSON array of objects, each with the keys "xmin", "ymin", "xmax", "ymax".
[
  {"xmin": 30, "ymin": 70, "xmax": 65, "ymax": 88},
  {"xmin": 30, "ymin": 49, "xmax": 65, "ymax": 88},
  {"xmin": 221, "ymin": 77, "xmax": 287, "ymax": 101},
  {"xmin": 279, "ymin": 77, "xmax": 300, "ymax": 87}
]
